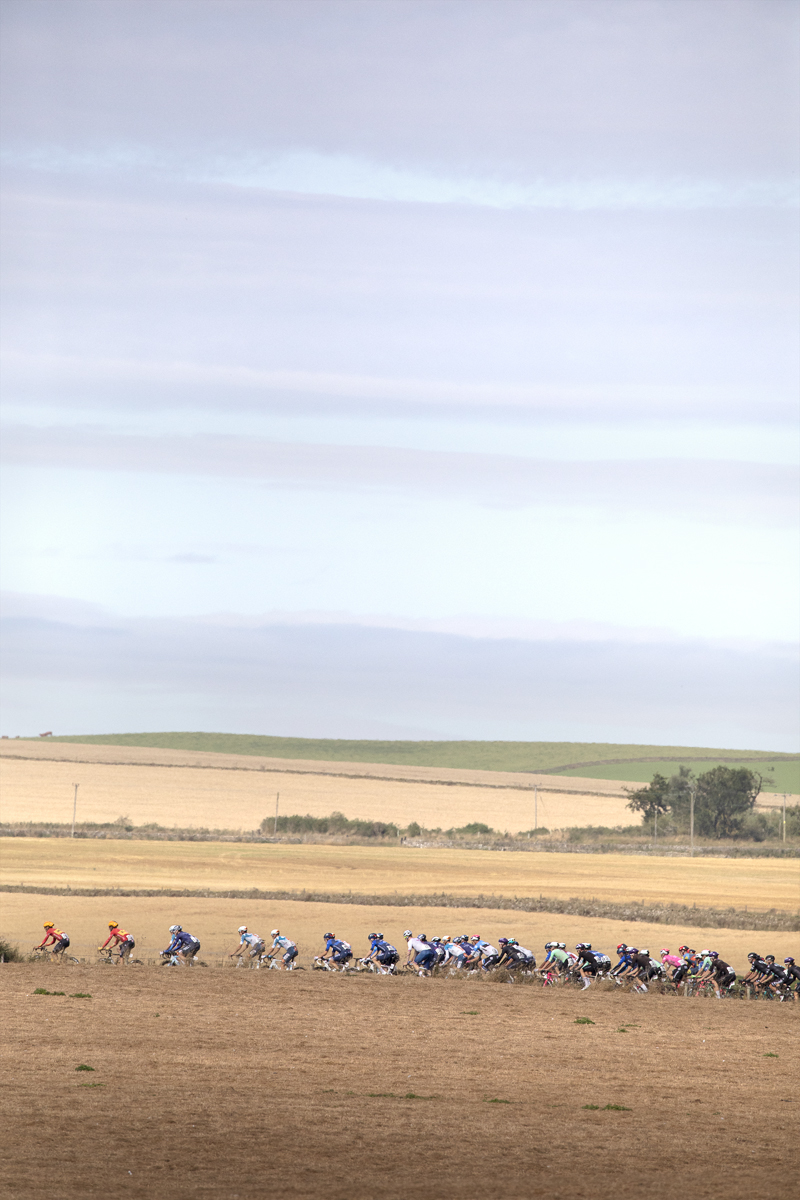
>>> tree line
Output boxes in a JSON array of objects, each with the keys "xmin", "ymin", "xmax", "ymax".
[{"xmin": 626, "ymin": 765, "xmax": 798, "ymax": 840}]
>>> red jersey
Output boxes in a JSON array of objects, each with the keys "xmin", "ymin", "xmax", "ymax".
[
  {"xmin": 101, "ymin": 928, "xmax": 130, "ymax": 948},
  {"xmin": 41, "ymin": 927, "xmax": 66, "ymax": 945}
]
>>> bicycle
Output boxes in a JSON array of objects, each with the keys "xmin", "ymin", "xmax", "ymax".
[{"xmin": 31, "ymin": 945, "xmax": 80, "ymax": 965}]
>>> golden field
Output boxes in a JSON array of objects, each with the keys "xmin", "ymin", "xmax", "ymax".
[
  {"xmin": 1, "ymin": 837, "xmax": 797, "ymax": 911},
  {"xmin": 1, "ymin": 890, "xmax": 797, "ymax": 971},
  {"xmin": 0, "ymin": 741, "xmax": 645, "ymax": 832}
]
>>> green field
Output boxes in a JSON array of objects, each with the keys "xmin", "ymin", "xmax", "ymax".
[{"xmin": 32, "ymin": 732, "xmax": 799, "ymax": 791}]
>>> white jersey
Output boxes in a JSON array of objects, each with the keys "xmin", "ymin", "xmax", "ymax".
[
  {"xmin": 515, "ymin": 945, "xmax": 534, "ymax": 960},
  {"xmin": 480, "ymin": 944, "xmax": 499, "ymax": 957},
  {"xmin": 273, "ymin": 935, "xmax": 296, "ymax": 951},
  {"xmin": 407, "ymin": 937, "xmax": 431, "ymax": 955},
  {"xmin": 240, "ymin": 932, "xmax": 263, "ymax": 948}
]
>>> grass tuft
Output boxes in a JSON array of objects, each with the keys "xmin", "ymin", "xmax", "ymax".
[
  {"xmin": 485, "ymin": 1098, "xmax": 511, "ymax": 1104},
  {"xmin": 603, "ymin": 1104, "xmax": 631, "ymax": 1111},
  {"xmin": 574, "ymin": 1017, "xmax": 595, "ymax": 1024},
  {"xmin": 70, "ymin": 993, "xmax": 92, "ymax": 998},
  {"xmin": 763, "ymin": 1052, "xmax": 779, "ymax": 1058},
  {"xmin": 75, "ymin": 1064, "xmax": 95, "ymax": 1072},
  {"xmin": 33, "ymin": 988, "xmax": 65, "ymax": 996}
]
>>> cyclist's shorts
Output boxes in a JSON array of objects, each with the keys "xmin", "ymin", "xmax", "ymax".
[
  {"xmin": 249, "ymin": 941, "xmax": 265, "ymax": 956},
  {"xmin": 481, "ymin": 955, "xmax": 500, "ymax": 969},
  {"xmin": 414, "ymin": 950, "xmax": 435, "ymax": 969},
  {"xmin": 377, "ymin": 952, "xmax": 398, "ymax": 965},
  {"xmin": 184, "ymin": 942, "xmax": 200, "ymax": 957},
  {"xmin": 283, "ymin": 946, "xmax": 298, "ymax": 962},
  {"xmin": 581, "ymin": 960, "xmax": 600, "ymax": 975},
  {"xmin": 332, "ymin": 949, "xmax": 352, "ymax": 963},
  {"xmin": 122, "ymin": 938, "xmax": 135, "ymax": 950},
  {"xmin": 56, "ymin": 937, "xmax": 70, "ymax": 949}
]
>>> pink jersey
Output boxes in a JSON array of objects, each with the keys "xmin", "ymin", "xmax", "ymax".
[{"xmin": 662, "ymin": 953, "xmax": 682, "ymax": 969}]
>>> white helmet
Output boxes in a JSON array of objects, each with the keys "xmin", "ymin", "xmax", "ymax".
[
  {"xmin": 238, "ymin": 926, "xmax": 247, "ymax": 934},
  {"xmin": 403, "ymin": 929, "xmax": 413, "ymax": 938},
  {"xmin": 271, "ymin": 929, "xmax": 280, "ymax": 936},
  {"xmin": 169, "ymin": 924, "xmax": 181, "ymax": 933}
]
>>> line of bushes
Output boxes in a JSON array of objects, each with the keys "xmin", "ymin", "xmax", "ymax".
[{"xmin": 259, "ymin": 811, "xmax": 399, "ymax": 838}]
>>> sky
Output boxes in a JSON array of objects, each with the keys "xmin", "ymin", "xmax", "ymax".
[{"xmin": 1, "ymin": 0, "xmax": 798, "ymax": 748}]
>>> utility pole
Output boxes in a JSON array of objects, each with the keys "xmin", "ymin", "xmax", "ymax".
[
  {"xmin": 654, "ymin": 806, "xmax": 658, "ymax": 842},
  {"xmin": 689, "ymin": 784, "xmax": 695, "ymax": 857},
  {"xmin": 534, "ymin": 786, "xmax": 538, "ymax": 836},
  {"xmin": 71, "ymin": 784, "xmax": 79, "ymax": 837},
  {"xmin": 273, "ymin": 792, "xmax": 279, "ymax": 837},
  {"xmin": 783, "ymin": 793, "xmax": 787, "ymax": 844}
]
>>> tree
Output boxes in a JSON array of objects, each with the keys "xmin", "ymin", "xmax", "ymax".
[
  {"xmin": 693, "ymin": 766, "xmax": 762, "ymax": 838},
  {"xmin": 625, "ymin": 773, "xmax": 671, "ymax": 822}
]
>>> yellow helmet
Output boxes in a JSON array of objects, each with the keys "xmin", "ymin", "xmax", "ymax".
[
  {"xmin": 43, "ymin": 921, "xmax": 54, "ymax": 928},
  {"xmin": 108, "ymin": 921, "xmax": 118, "ymax": 928}
]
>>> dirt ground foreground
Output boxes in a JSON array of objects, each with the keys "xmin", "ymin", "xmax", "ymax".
[{"xmin": 1, "ymin": 963, "xmax": 798, "ymax": 1200}]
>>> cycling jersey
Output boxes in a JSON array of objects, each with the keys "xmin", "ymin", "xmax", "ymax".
[
  {"xmin": 272, "ymin": 935, "xmax": 295, "ymax": 951},
  {"xmin": 42, "ymin": 927, "xmax": 68, "ymax": 946},
  {"xmin": 165, "ymin": 931, "xmax": 199, "ymax": 954},
  {"xmin": 661, "ymin": 954, "xmax": 683, "ymax": 970},
  {"xmin": 407, "ymin": 937, "xmax": 431, "ymax": 956},
  {"xmin": 544, "ymin": 948, "xmax": 569, "ymax": 967},
  {"xmin": 101, "ymin": 928, "xmax": 132, "ymax": 949},
  {"xmin": 712, "ymin": 959, "xmax": 735, "ymax": 979},
  {"xmin": 325, "ymin": 938, "xmax": 352, "ymax": 958},
  {"xmin": 239, "ymin": 933, "xmax": 263, "ymax": 948}
]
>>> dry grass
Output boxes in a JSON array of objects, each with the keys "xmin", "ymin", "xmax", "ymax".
[
  {"xmin": 1, "ymin": 961, "xmax": 798, "ymax": 1199},
  {"xmin": 0, "ymin": 742, "xmax": 643, "ymax": 833},
  {"xmin": 2, "ymin": 891, "xmax": 796, "ymax": 969},
  {"xmin": 2, "ymin": 837, "xmax": 797, "ymax": 911}
]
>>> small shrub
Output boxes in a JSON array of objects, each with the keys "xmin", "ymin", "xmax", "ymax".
[
  {"xmin": 461, "ymin": 1010, "xmax": 479, "ymax": 1015},
  {"xmin": 582, "ymin": 1104, "xmax": 600, "ymax": 1110},
  {"xmin": 75, "ymin": 1064, "xmax": 95, "ymax": 1072},
  {"xmin": 70, "ymin": 993, "xmax": 92, "ymax": 999},
  {"xmin": 454, "ymin": 822, "xmax": 493, "ymax": 835},
  {"xmin": 0, "ymin": 936, "xmax": 24, "ymax": 963},
  {"xmin": 485, "ymin": 1098, "xmax": 511, "ymax": 1104},
  {"xmin": 33, "ymin": 988, "xmax": 65, "ymax": 996},
  {"xmin": 764, "ymin": 1052, "xmax": 778, "ymax": 1058},
  {"xmin": 575, "ymin": 1017, "xmax": 595, "ymax": 1025},
  {"xmin": 603, "ymin": 1104, "xmax": 631, "ymax": 1111}
]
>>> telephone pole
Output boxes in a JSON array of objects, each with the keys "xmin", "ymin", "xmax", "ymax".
[{"xmin": 71, "ymin": 784, "xmax": 79, "ymax": 837}]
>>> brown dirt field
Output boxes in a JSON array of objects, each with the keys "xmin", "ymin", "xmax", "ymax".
[
  {"xmin": 0, "ymin": 741, "xmax": 649, "ymax": 832},
  {"xmin": 1, "ymin": 963, "xmax": 798, "ymax": 1200},
  {"xmin": 2, "ymin": 893, "xmax": 797, "ymax": 972},
  {"xmin": 2, "ymin": 837, "xmax": 797, "ymax": 911}
]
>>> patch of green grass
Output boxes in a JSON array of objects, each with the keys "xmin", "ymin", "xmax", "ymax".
[
  {"xmin": 582, "ymin": 1104, "xmax": 601, "ymax": 1110},
  {"xmin": 575, "ymin": 1017, "xmax": 595, "ymax": 1025},
  {"xmin": 485, "ymin": 1098, "xmax": 511, "ymax": 1104},
  {"xmin": 33, "ymin": 988, "xmax": 65, "ymax": 996},
  {"xmin": 603, "ymin": 1104, "xmax": 631, "ymax": 1111},
  {"xmin": 764, "ymin": 1052, "xmax": 779, "ymax": 1058},
  {"xmin": 461, "ymin": 1010, "xmax": 479, "ymax": 1015},
  {"xmin": 75, "ymin": 1064, "xmax": 95, "ymax": 1072},
  {"xmin": 70, "ymin": 993, "xmax": 91, "ymax": 999},
  {"xmin": 39, "ymin": 731, "xmax": 796, "ymax": 785}
]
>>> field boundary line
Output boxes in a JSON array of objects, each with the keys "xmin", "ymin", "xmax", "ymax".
[
  {"xmin": 2, "ymin": 884, "xmax": 797, "ymax": 930},
  {"xmin": 0, "ymin": 752, "xmax": 630, "ymax": 797}
]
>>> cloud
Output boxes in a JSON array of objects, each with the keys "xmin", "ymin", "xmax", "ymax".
[
  {"xmin": 2, "ymin": 424, "xmax": 796, "ymax": 526},
  {"xmin": 1, "ymin": 599, "xmax": 797, "ymax": 748}
]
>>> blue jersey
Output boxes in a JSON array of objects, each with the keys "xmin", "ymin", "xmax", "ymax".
[
  {"xmin": 326, "ymin": 938, "xmax": 350, "ymax": 954},
  {"xmin": 166, "ymin": 931, "xmax": 197, "ymax": 953}
]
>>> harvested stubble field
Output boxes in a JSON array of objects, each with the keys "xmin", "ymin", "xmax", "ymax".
[
  {"xmin": 2, "ymin": 838, "xmax": 797, "ymax": 911},
  {"xmin": 0, "ymin": 741, "xmax": 654, "ymax": 832},
  {"xmin": 2, "ymin": 892, "xmax": 798, "ymax": 969},
  {"xmin": 1, "ymin": 963, "xmax": 798, "ymax": 1200}
]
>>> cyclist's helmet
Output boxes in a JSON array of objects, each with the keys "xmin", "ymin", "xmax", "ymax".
[
  {"xmin": 660, "ymin": 948, "xmax": 670, "ymax": 956},
  {"xmin": 544, "ymin": 941, "xmax": 556, "ymax": 950},
  {"xmin": 43, "ymin": 921, "xmax": 54, "ymax": 928},
  {"xmin": 108, "ymin": 921, "xmax": 119, "ymax": 929},
  {"xmin": 575, "ymin": 943, "xmax": 587, "ymax": 950},
  {"xmin": 747, "ymin": 952, "xmax": 758, "ymax": 961},
  {"xmin": 583, "ymin": 943, "xmax": 591, "ymax": 950},
  {"xmin": 470, "ymin": 935, "xmax": 480, "ymax": 943},
  {"xmin": 169, "ymin": 924, "xmax": 182, "ymax": 933},
  {"xmin": 271, "ymin": 929, "xmax": 280, "ymax": 936},
  {"xmin": 699, "ymin": 949, "xmax": 710, "ymax": 957},
  {"xmin": 376, "ymin": 933, "xmax": 384, "ymax": 939},
  {"xmin": 403, "ymin": 929, "xmax": 413, "ymax": 938},
  {"xmin": 323, "ymin": 933, "xmax": 335, "ymax": 940},
  {"xmin": 710, "ymin": 951, "xmax": 719, "ymax": 958},
  {"xmin": 498, "ymin": 938, "xmax": 509, "ymax": 945},
  {"xmin": 678, "ymin": 944, "xmax": 689, "ymax": 953},
  {"xmin": 507, "ymin": 938, "xmax": 518, "ymax": 946},
  {"xmin": 765, "ymin": 954, "xmax": 775, "ymax": 963},
  {"xmin": 367, "ymin": 932, "xmax": 378, "ymax": 940},
  {"xmin": 641, "ymin": 949, "xmax": 649, "ymax": 956},
  {"xmin": 616, "ymin": 943, "xmax": 627, "ymax": 952},
  {"xmin": 419, "ymin": 934, "xmax": 427, "ymax": 941},
  {"xmin": 784, "ymin": 957, "xmax": 795, "ymax": 965},
  {"xmin": 238, "ymin": 926, "xmax": 247, "ymax": 934}
]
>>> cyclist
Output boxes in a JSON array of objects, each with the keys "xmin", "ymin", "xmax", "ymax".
[
  {"xmin": 707, "ymin": 952, "xmax": 737, "ymax": 998},
  {"xmin": 660, "ymin": 948, "xmax": 683, "ymax": 980},
  {"xmin": 540, "ymin": 941, "xmax": 570, "ymax": 980},
  {"xmin": 470, "ymin": 935, "xmax": 500, "ymax": 970},
  {"xmin": 498, "ymin": 938, "xmax": 535, "ymax": 973},
  {"xmin": 319, "ymin": 933, "xmax": 353, "ymax": 970},
  {"xmin": 575, "ymin": 943, "xmax": 606, "ymax": 989},
  {"xmin": 782, "ymin": 957, "xmax": 800, "ymax": 1002},
  {"xmin": 36, "ymin": 921, "xmax": 71, "ymax": 961},
  {"xmin": 610, "ymin": 944, "xmax": 637, "ymax": 984},
  {"xmin": 229, "ymin": 926, "xmax": 266, "ymax": 964},
  {"xmin": 161, "ymin": 925, "xmax": 201, "ymax": 965},
  {"xmin": 362, "ymin": 933, "xmax": 399, "ymax": 973},
  {"xmin": 267, "ymin": 929, "xmax": 298, "ymax": 969},
  {"xmin": 98, "ymin": 921, "xmax": 135, "ymax": 965},
  {"xmin": 761, "ymin": 955, "xmax": 788, "ymax": 997},
  {"xmin": 430, "ymin": 938, "xmax": 447, "ymax": 966},
  {"xmin": 442, "ymin": 936, "xmax": 467, "ymax": 969},
  {"xmin": 743, "ymin": 952, "xmax": 772, "ymax": 993},
  {"xmin": 404, "ymin": 930, "xmax": 435, "ymax": 976}
]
